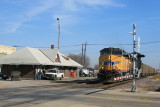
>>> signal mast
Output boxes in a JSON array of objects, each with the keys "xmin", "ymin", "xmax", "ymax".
[
  {"xmin": 129, "ymin": 24, "xmax": 137, "ymax": 92},
  {"xmin": 129, "ymin": 24, "xmax": 145, "ymax": 92}
]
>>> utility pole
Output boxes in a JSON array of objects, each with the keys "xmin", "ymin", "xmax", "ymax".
[
  {"xmin": 83, "ymin": 41, "xmax": 87, "ymax": 68},
  {"xmin": 57, "ymin": 18, "xmax": 60, "ymax": 50},
  {"xmin": 81, "ymin": 44, "xmax": 84, "ymax": 65},
  {"xmin": 130, "ymin": 24, "xmax": 137, "ymax": 92}
]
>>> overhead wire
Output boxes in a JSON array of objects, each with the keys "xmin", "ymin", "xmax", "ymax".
[
  {"xmin": 141, "ymin": 41, "xmax": 160, "ymax": 44},
  {"xmin": 11, "ymin": 40, "xmax": 160, "ymax": 49}
]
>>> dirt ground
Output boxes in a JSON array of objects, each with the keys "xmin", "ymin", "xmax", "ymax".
[
  {"xmin": 42, "ymin": 75, "xmax": 160, "ymax": 92},
  {"xmin": 109, "ymin": 74, "xmax": 160, "ymax": 92},
  {"xmin": 1, "ymin": 75, "xmax": 160, "ymax": 92}
]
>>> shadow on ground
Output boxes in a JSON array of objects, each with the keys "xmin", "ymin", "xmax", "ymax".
[
  {"xmin": 156, "ymin": 87, "xmax": 160, "ymax": 92},
  {"xmin": 49, "ymin": 78, "xmax": 103, "ymax": 84}
]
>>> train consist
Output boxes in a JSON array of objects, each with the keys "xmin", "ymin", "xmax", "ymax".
[
  {"xmin": 97, "ymin": 47, "xmax": 157, "ymax": 82},
  {"xmin": 141, "ymin": 63, "xmax": 158, "ymax": 77}
]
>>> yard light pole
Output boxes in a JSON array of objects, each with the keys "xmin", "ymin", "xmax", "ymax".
[
  {"xmin": 57, "ymin": 18, "xmax": 60, "ymax": 50},
  {"xmin": 130, "ymin": 24, "xmax": 137, "ymax": 92}
]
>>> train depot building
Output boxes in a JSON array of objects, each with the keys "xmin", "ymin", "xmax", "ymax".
[{"xmin": 0, "ymin": 47, "xmax": 82, "ymax": 78}]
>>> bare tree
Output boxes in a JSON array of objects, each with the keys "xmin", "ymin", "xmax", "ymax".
[
  {"xmin": 68, "ymin": 53, "xmax": 90, "ymax": 68},
  {"xmin": 68, "ymin": 54, "xmax": 81, "ymax": 64},
  {"xmin": 94, "ymin": 64, "xmax": 99, "ymax": 70},
  {"xmin": 83, "ymin": 55, "xmax": 90, "ymax": 69}
]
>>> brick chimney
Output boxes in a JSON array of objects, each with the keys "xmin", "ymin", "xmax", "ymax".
[{"xmin": 51, "ymin": 45, "xmax": 54, "ymax": 49}]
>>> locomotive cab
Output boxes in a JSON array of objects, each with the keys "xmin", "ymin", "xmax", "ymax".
[{"xmin": 98, "ymin": 47, "xmax": 132, "ymax": 81}]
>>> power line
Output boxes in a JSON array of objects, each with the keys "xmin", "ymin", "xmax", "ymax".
[
  {"xmin": 60, "ymin": 44, "xmax": 81, "ymax": 48},
  {"xmin": 12, "ymin": 44, "xmax": 82, "ymax": 48},
  {"xmin": 141, "ymin": 41, "xmax": 160, "ymax": 44},
  {"xmin": 61, "ymin": 49, "xmax": 82, "ymax": 53},
  {"xmin": 13, "ymin": 45, "xmax": 50, "ymax": 48},
  {"xmin": 11, "ymin": 40, "xmax": 160, "ymax": 49},
  {"xmin": 87, "ymin": 44, "xmax": 110, "ymax": 46},
  {"xmin": 87, "ymin": 41, "xmax": 160, "ymax": 46},
  {"xmin": 119, "ymin": 41, "xmax": 160, "ymax": 45}
]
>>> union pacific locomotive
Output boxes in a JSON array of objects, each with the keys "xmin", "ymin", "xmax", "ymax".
[{"xmin": 98, "ymin": 47, "xmax": 142, "ymax": 82}]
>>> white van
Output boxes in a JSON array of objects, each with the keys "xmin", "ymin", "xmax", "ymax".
[{"xmin": 80, "ymin": 69, "xmax": 90, "ymax": 77}]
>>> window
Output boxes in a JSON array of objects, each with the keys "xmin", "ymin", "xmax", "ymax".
[
  {"xmin": 49, "ymin": 70, "xmax": 57, "ymax": 73},
  {"xmin": 100, "ymin": 52, "xmax": 111, "ymax": 55}
]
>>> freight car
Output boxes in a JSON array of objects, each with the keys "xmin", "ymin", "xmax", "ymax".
[
  {"xmin": 141, "ymin": 64, "xmax": 158, "ymax": 77},
  {"xmin": 97, "ymin": 47, "xmax": 157, "ymax": 82}
]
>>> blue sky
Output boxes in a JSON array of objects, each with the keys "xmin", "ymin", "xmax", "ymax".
[{"xmin": 0, "ymin": 0, "xmax": 160, "ymax": 69}]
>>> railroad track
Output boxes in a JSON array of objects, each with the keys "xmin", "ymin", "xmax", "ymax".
[
  {"xmin": 44, "ymin": 78, "xmax": 134, "ymax": 90},
  {"xmin": 43, "ymin": 75, "xmax": 150, "ymax": 90},
  {"xmin": 86, "ymin": 79, "xmax": 133, "ymax": 90}
]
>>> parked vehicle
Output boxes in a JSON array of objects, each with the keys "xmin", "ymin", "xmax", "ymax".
[
  {"xmin": 44, "ymin": 69, "xmax": 64, "ymax": 80},
  {"xmin": 0, "ymin": 72, "xmax": 9, "ymax": 80},
  {"xmin": 11, "ymin": 71, "xmax": 21, "ymax": 81},
  {"xmin": 89, "ymin": 71, "xmax": 96, "ymax": 77},
  {"xmin": 79, "ymin": 69, "xmax": 90, "ymax": 77}
]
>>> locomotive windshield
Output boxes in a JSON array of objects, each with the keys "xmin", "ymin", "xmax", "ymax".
[
  {"xmin": 100, "ymin": 48, "xmax": 126, "ymax": 55},
  {"xmin": 100, "ymin": 52, "xmax": 111, "ymax": 55}
]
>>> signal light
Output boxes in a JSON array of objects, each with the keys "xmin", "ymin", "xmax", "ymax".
[{"xmin": 137, "ymin": 53, "xmax": 145, "ymax": 58}]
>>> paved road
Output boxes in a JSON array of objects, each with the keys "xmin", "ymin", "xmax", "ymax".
[{"xmin": 0, "ymin": 79, "xmax": 160, "ymax": 107}]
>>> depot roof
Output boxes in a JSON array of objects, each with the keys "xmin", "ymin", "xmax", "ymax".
[{"xmin": 0, "ymin": 47, "xmax": 83, "ymax": 67}]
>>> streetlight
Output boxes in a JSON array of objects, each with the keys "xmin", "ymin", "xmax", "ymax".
[{"xmin": 57, "ymin": 18, "xmax": 60, "ymax": 50}]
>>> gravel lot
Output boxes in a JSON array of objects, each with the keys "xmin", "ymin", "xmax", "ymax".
[{"xmin": 109, "ymin": 74, "xmax": 160, "ymax": 92}]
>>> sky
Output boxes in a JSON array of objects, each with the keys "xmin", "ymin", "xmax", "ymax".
[{"xmin": 0, "ymin": 0, "xmax": 160, "ymax": 69}]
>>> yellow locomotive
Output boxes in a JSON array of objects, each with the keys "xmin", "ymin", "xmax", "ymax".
[{"xmin": 98, "ymin": 47, "xmax": 133, "ymax": 81}]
